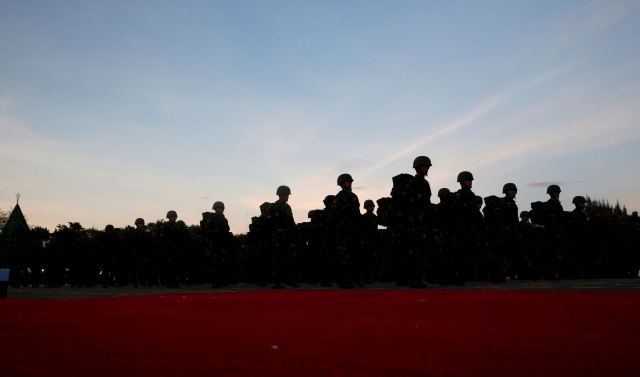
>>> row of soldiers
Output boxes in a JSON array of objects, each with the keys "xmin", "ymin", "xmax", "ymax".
[
  {"xmin": 6, "ymin": 155, "xmax": 640, "ymax": 288},
  {"xmin": 248, "ymin": 156, "xmax": 640, "ymax": 288}
]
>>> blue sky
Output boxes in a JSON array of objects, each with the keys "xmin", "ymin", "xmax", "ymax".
[{"xmin": 2, "ymin": 0, "xmax": 640, "ymax": 233}]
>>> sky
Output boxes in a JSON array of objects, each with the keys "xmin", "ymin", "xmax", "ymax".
[{"xmin": 1, "ymin": 0, "xmax": 640, "ymax": 234}]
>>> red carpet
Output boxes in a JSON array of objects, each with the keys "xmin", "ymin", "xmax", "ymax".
[{"xmin": 2, "ymin": 290, "xmax": 639, "ymax": 377}]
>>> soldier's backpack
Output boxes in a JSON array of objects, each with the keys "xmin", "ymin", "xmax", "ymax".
[
  {"xmin": 390, "ymin": 173, "xmax": 414, "ymax": 200},
  {"xmin": 483, "ymin": 195, "xmax": 503, "ymax": 224},
  {"xmin": 200, "ymin": 212, "xmax": 215, "ymax": 233},
  {"xmin": 529, "ymin": 201, "xmax": 550, "ymax": 225}
]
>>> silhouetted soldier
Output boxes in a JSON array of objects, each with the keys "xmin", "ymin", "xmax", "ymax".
[
  {"xmin": 320, "ymin": 195, "xmax": 338, "ymax": 286},
  {"xmin": 160, "ymin": 210, "xmax": 185, "ymax": 287},
  {"xmin": 431, "ymin": 188, "xmax": 454, "ymax": 284},
  {"xmin": 266, "ymin": 186, "xmax": 298, "ymax": 288},
  {"xmin": 483, "ymin": 183, "xmax": 519, "ymax": 283},
  {"xmin": 543, "ymin": 185, "xmax": 565, "ymax": 279},
  {"xmin": 247, "ymin": 203, "xmax": 272, "ymax": 286},
  {"xmin": 361, "ymin": 199, "xmax": 380, "ymax": 283},
  {"xmin": 567, "ymin": 196, "xmax": 590, "ymax": 278},
  {"xmin": 388, "ymin": 157, "xmax": 434, "ymax": 287},
  {"xmin": 297, "ymin": 210, "xmax": 321, "ymax": 284},
  {"xmin": 201, "ymin": 201, "xmax": 232, "ymax": 288},
  {"xmin": 129, "ymin": 218, "xmax": 153, "ymax": 287},
  {"xmin": 333, "ymin": 173, "xmax": 363, "ymax": 288},
  {"xmin": 451, "ymin": 171, "xmax": 481, "ymax": 284}
]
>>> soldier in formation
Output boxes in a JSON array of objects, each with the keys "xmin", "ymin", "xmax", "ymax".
[
  {"xmin": 266, "ymin": 185, "xmax": 298, "ymax": 289},
  {"xmin": 201, "ymin": 201, "xmax": 232, "ymax": 288},
  {"xmin": 333, "ymin": 173, "xmax": 362, "ymax": 288}
]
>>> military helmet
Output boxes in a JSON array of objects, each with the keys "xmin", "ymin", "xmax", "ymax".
[
  {"xmin": 457, "ymin": 171, "xmax": 474, "ymax": 182},
  {"xmin": 363, "ymin": 199, "xmax": 375, "ymax": 208},
  {"xmin": 212, "ymin": 201, "xmax": 225, "ymax": 210},
  {"xmin": 546, "ymin": 184, "xmax": 561, "ymax": 194},
  {"xmin": 276, "ymin": 185, "xmax": 291, "ymax": 196},
  {"xmin": 337, "ymin": 173, "xmax": 354, "ymax": 186},
  {"xmin": 520, "ymin": 211, "xmax": 529, "ymax": 218},
  {"xmin": 413, "ymin": 156, "xmax": 432, "ymax": 169},
  {"xmin": 502, "ymin": 183, "xmax": 517, "ymax": 194},
  {"xmin": 323, "ymin": 195, "xmax": 336, "ymax": 207},
  {"xmin": 105, "ymin": 224, "xmax": 115, "ymax": 231},
  {"xmin": 476, "ymin": 195, "xmax": 483, "ymax": 205},
  {"xmin": 572, "ymin": 196, "xmax": 586, "ymax": 204},
  {"xmin": 166, "ymin": 210, "xmax": 178, "ymax": 219},
  {"xmin": 134, "ymin": 218, "xmax": 145, "ymax": 225},
  {"xmin": 437, "ymin": 188, "xmax": 450, "ymax": 198}
]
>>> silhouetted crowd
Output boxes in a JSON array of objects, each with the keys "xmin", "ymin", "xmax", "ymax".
[{"xmin": 3, "ymin": 156, "xmax": 640, "ymax": 289}]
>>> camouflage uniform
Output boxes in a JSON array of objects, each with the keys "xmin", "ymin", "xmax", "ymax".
[
  {"xmin": 390, "ymin": 156, "xmax": 434, "ymax": 288},
  {"xmin": 201, "ymin": 202, "xmax": 232, "ymax": 288},
  {"xmin": 319, "ymin": 195, "xmax": 338, "ymax": 286},
  {"xmin": 333, "ymin": 174, "xmax": 363, "ymax": 288},
  {"xmin": 300, "ymin": 209, "xmax": 326, "ymax": 284},
  {"xmin": 160, "ymin": 211, "xmax": 186, "ymax": 288},
  {"xmin": 266, "ymin": 186, "xmax": 298, "ymax": 288},
  {"xmin": 431, "ymin": 188, "xmax": 455, "ymax": 284},
  {"xmin": 543, "ymin": 186, "xmax": 566, "ymax": 279},
  {"xmin": 482, "ymin": 183, "xmax": 520, "ymax": 283},
  {"xmin": 451, "ymin": 172, "xmax": 482, "ymax": 283},
  {"xmin": 567, "ymin": 197, "xmax": 590, "ymax": 278},
  {"xmin": 361, "ymin": 200, "xmax": 380, "ymax": 283},
  {"xmin": 247, "ymin": 203, "xmax": 272, "ymax": 286},
  {"xmin": 129, "ymin": 218, "xmax": 154, "ymax": 287},
  {"xmin": 97, "ymin": 225, "xmax": 119, "ymax": 287}
]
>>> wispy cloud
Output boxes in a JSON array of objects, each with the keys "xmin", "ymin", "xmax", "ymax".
[{"xmin": 359, "ymin": 68, "xmax": 566, "ymax": 179}]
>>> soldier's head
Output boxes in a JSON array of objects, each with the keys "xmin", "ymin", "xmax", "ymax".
[
  {"xmin": 134, "ymin": 218, "xmax": 145, "ymax": 228},
  {"xmin": 437, "ymin": 188, "xmax": 450, "ymax": 202},
  {"xmin": 502, "ymin": 183, "xmax": 517, "ymax": 199},
  {"xmin": 323, "ymin": 194, "xmax": 336, "ymax": 209},
  {"xmin": 166, "ymin": 210, "xmax": 178, "ymax": 222},
  {"xmin": 413, "ymin": 156, "xmax": 432, "ymax": 176},
  {"xmin": 213, "ymin": 201, "xmax": 225, "ymax": 213},
  {"xmin": 520, "ymin": 211, "xmax": 530, "ymax": 222},
  {"xmin": 457, "ymin": 171, "xmax": 474, "ymax": 188},
  {"xmin": 337, "ymin": 173, "xmax": 354, "ymax": 189},
  {"xmin": 363, "ymin": 199, "xmax": 375, "ymax": 211},
  {"xmin": 546, "ymin": 184, "xmax": 561, "ymax": 199},
  {"xmin": 276, "ymin": 185, "xmax": 291, "ymax": 201},
  {"xmin": 572, "ymin": 196, "xmax": 586, "ymax": 208},
  {"xmin": 105, "ymin": 224, "xmax": 115, "ymax": 233}
]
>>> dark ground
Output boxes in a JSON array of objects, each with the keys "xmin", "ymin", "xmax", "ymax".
[{"xmin": 5, "ymin": 279, "xmax": 640, "ymax": 300}]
